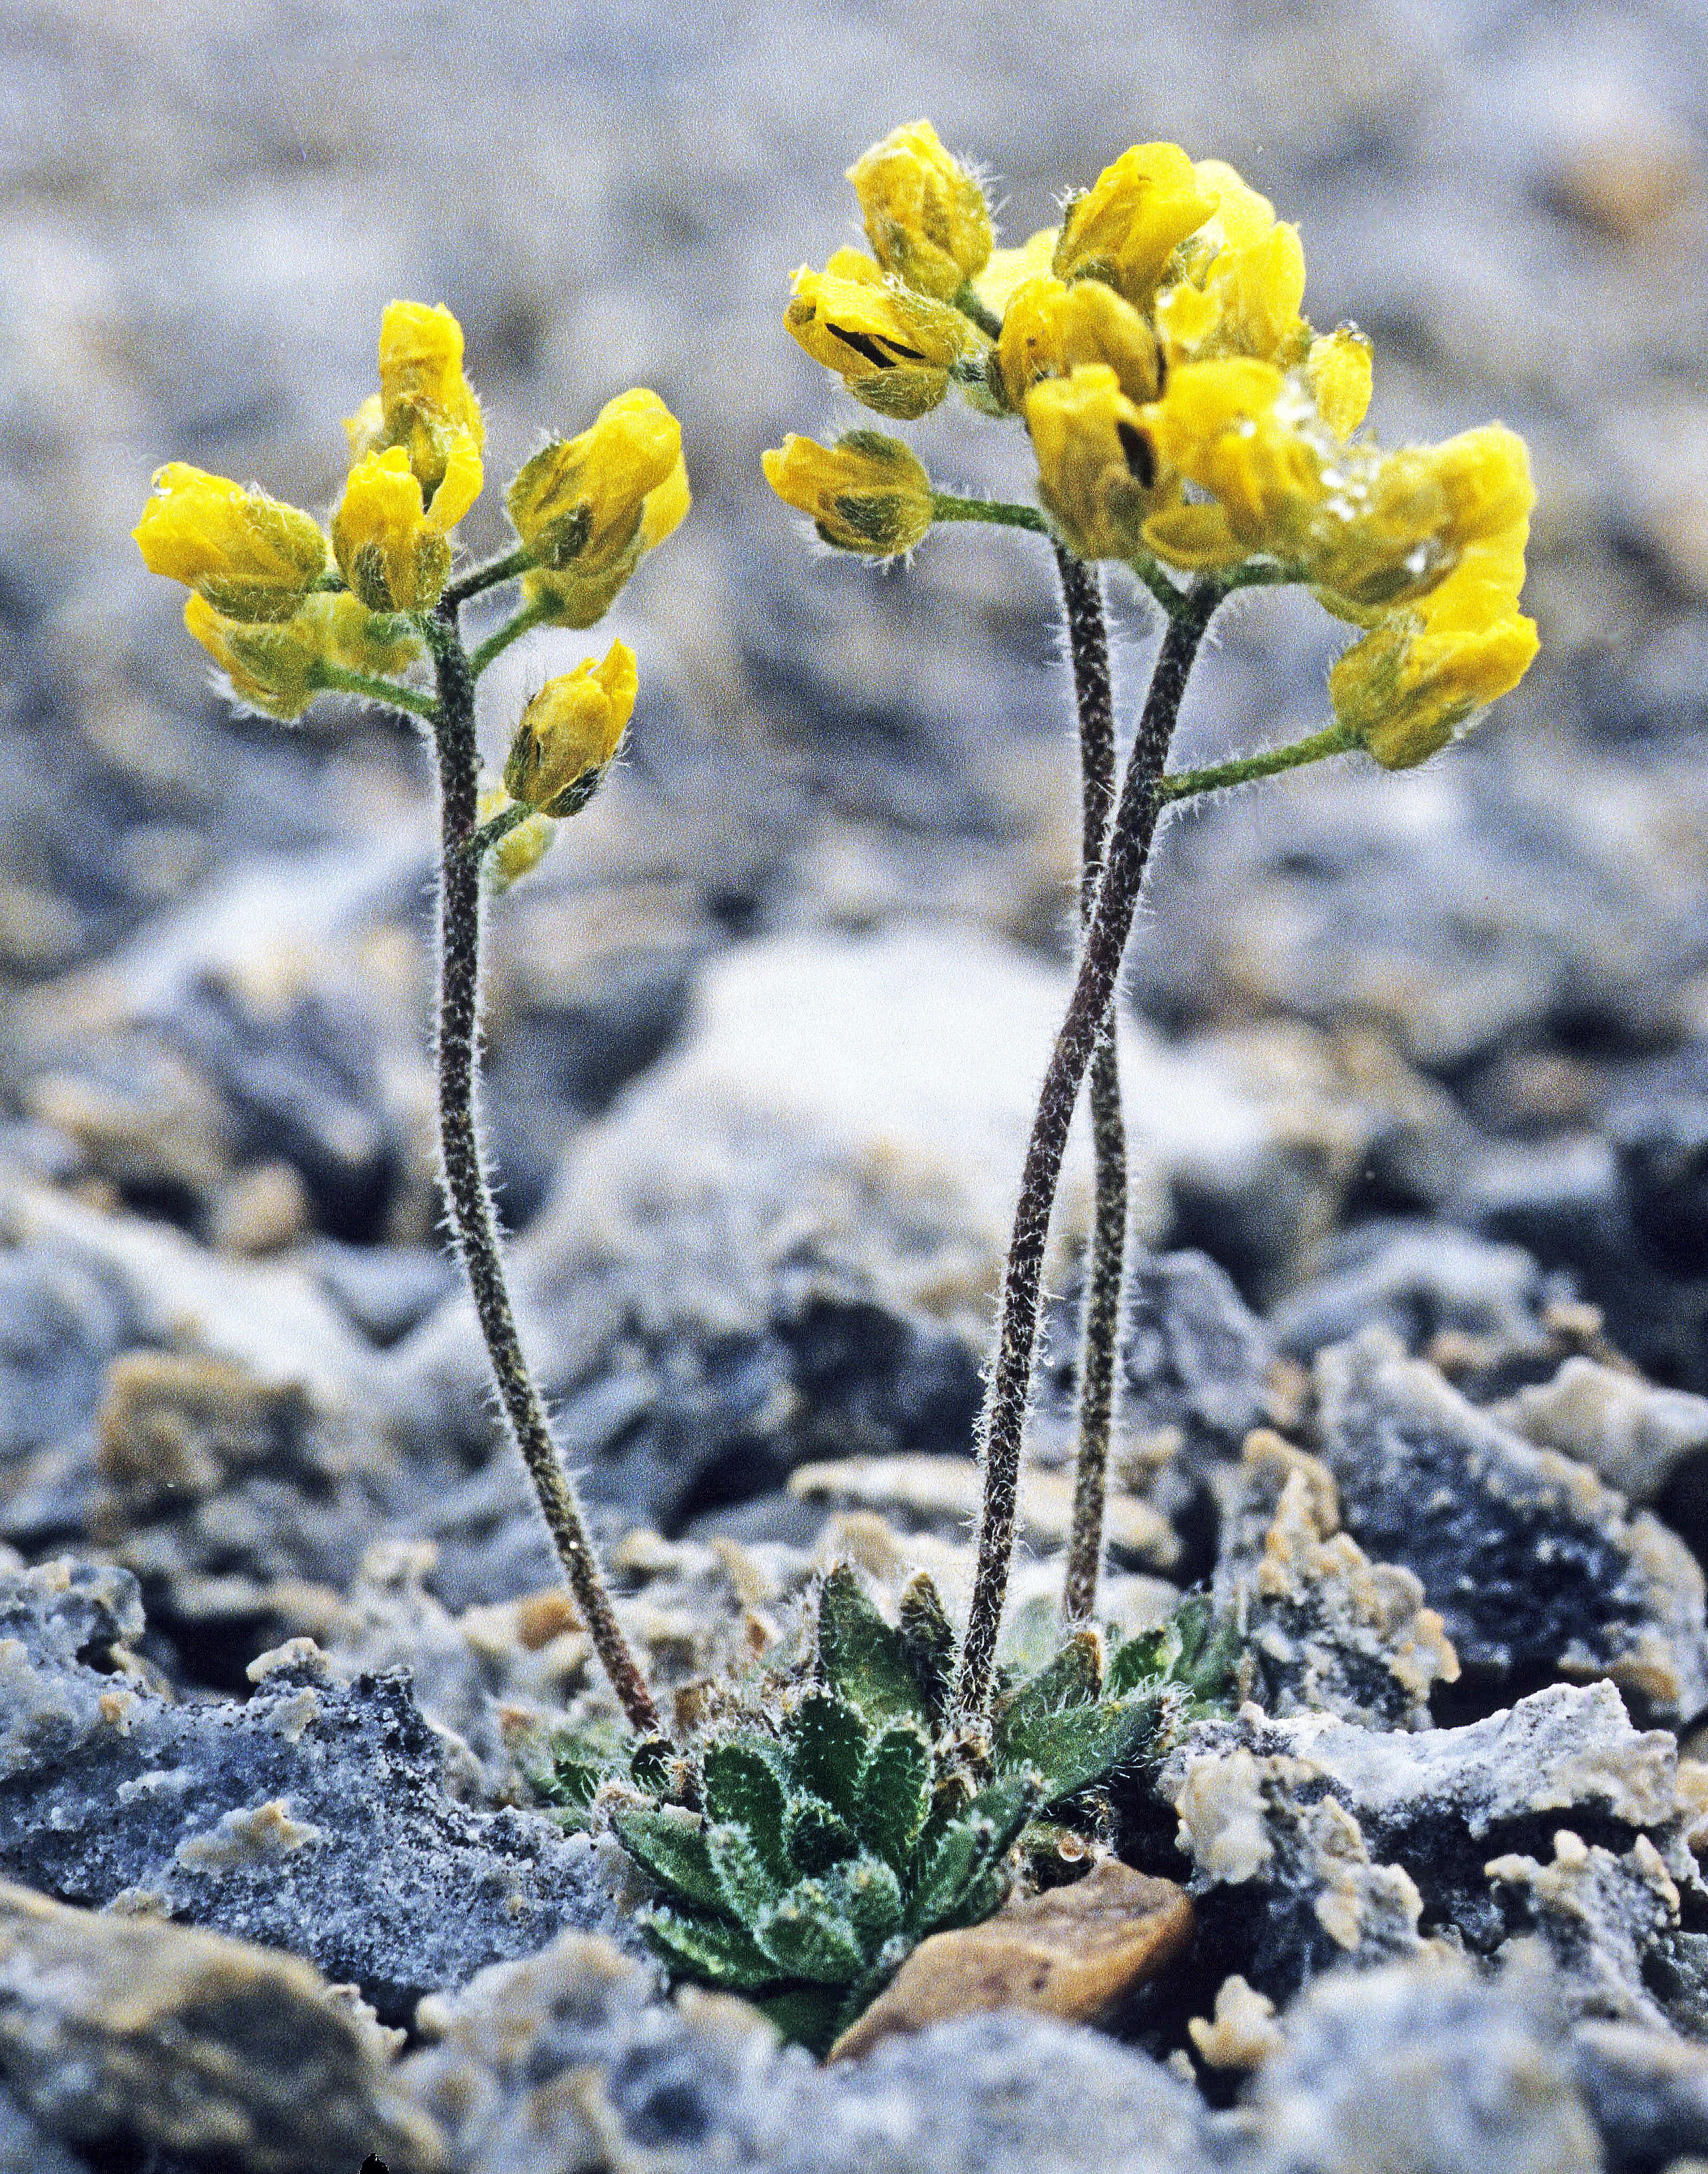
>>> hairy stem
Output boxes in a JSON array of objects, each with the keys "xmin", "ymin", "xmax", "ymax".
[
  {"xmin": 957, "ymin": 578, "xmax": 1222, "ymax": 1719},
  {"xmin": 424, "ymin": 611, "xmax": 661, "ymax": 1737},
  {"xmin": 930, "ymin": 493, "xmax": 1050, "ymax": 533},
  {"xmin": 469, "ymin": 597, "xmax": 553, "ymax": 679},
  {"xmin": 318, "ymin": 665, "xmax": 439, "ymax": 721},
  {"xmin": 1161, "ymin": 718, "xmax": 1360, "ymax": 803},
  {"xmin": 441, "ymin": 546, "xmax": 534, "ymax": 612},
  {"xmin": 1054, "ymin": 548, "xmax": 1127, "ymax": 1628}
]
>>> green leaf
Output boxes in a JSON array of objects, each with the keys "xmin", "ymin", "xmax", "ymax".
[
  {"xmin": 702, "ymin": 1740, "xmax": 789, "ymax": 1883},
  {"xmin": 533, "ymin": 1721, "xmax": 630, "ymax": 1814},
  {"xmin": 1108, "ymin": 1593, "xmax": 1239, "ymax": 1704},
  {"xmin": 629, "ymin": 1734, "xmax": 676, "ymax": 1796},
  {"xmin": 995, "ymin": 1629, "xmax": 1103, "ymax": 1735},
  {"xmin": 996, "ymin": 1697, "xmax": 1157, "ymax": 1805},
  {"xmin": 1106, "ymin": 1624, "xmax": 1170, "ymax": 1699},
  {"xmin": 816, "ymin": 1565, "xmax": 927, "ymax": 1726},
  {"xmin": 639, "ymin": 1906, "xmax": 779, "ymax": 1993},
  {"xmin": 752, "ymin": 1982, "xmax": 847, "ymax": 2056},
  {"xmin": 823, "ymin": 1851, "xmax": 905, "ymax": 1954},
  {"xmin": 788, "ymin": 1691, "xmax": 869, "ymax": 1812},
  {"xmin": 853, "ymin": 1720, "xmax": 933, "ymax": 1872},
  {"xmin": 706, "ymin": 1820, "xmax": 783, "ymax": 1921},
  {"xmin": 897, "ymin": 1571, "xmax": 955, "ymax": 1727},
  {"xmin": 932, "ymin": 1861, "xmax": 1009, "ymax": 1933},
  {"xmin": 611, "ymin": 1808, "xmax": 724, "ymax": 1911},
  {"xmin": 906, "ymin": 1817, "xmax": 984, "ymax": 1936},
  {"xmin": 754, "ymin": 1881, "xmax": 869, "ymax": 1984},
  {"xmin": 785, "ymin": 1793, "xmax": 859, "ymax": 1876}
]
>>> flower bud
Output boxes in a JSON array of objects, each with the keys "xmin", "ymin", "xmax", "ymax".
[
  {"xmin": 1138, "ymin": 358, "xmax": 1320, "ymax": 567},
  {"xmin": 1153, "ymin": 160, "xmax": 1308, "ymax": 370},
  {"xmin": 183, "ymin": 591, "xmax": 419, "ymax": 720},
  {"xmin": 508, "ymin": 388, "xmax": 687, "ymax": 574},
  {"xmin": 785, "ymin": 254, "xmax": 976, "ymax": 419},
  {"xmin": 997, "ymin": 275, "xmax": 1160, "ymax": 409},
  {"xmin": 972, "ymin": 226, "xmax": 1059, "ymax": 320},
  {"xmin": 332, "ymin": 447, "xmax": 453, "ymax": 611},
  {"xmin": 1303, "ymin": 328, "xmax": 1373, "ymax": 439},
  {"xmin": 762, "ymin": 430, "xmax": 934, "ymax": 556},
  {"xmin": 133, "ymin": 464, "xmax": 330, "ymax": 621},
  {"xmin": 1025, "ymin": 364, "xmax": 1161, "ymax": 562},
  {"xmin": 846, "ymin": 119, "xmax": 992, "ymax": 301},
  {"xmin": 345, "ymin": 299, "xmax": 485, "ymax": 528},
  {"xmin": 1329, "ymin": 533, "xmax": 1538, "ymax": 767},
  {"xmin": 1054, "ymin": 143, "xmax": 1216, "ymax": 306},
  {"xmin": 503, "ymin": 640, "xmax": 637, "ymax": 816}
]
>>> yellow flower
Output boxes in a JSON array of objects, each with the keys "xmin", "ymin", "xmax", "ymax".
[
  {"xmin": 503, "ymin": 640, "xmax": 638, "ymax": 816},
  {"xmin": 332, "ymin": 447, "xmax": 454, "ymax": 611},
  {"xmin": 997, "ymin": 275, "xmax": 1160, "ymax": 409},
  {"xmin": 763, "ymin": 430, "xmax": 934, "ymax": 556},
  {"xmin": 1025, "ymin": 364, "xmax": 1163, "ymax": 562},
  {"xmin": 477, "ymin": 786, "xmax": 555, "ymax": 888},
  {"xmin": 508, "ymin": 388, "xmax": 690, "ymax": 628},
  {"xmin": 846, "ymin": 119, "xmax": 992, "ymax": 300},
  {"xmin": 1153, "ymin": 160, "xmax": 1309, "ymax": 369},
  {"xmin": 1303, "ymin": 328, "xmax": 1373, "ymax": 440},
  {"xmin": 1139, "ymin": 359, "xmax": 1321, "ymax": 568},
  {"xmin": 1053, "ymin": 143, "xmax": 1216, "ymax": 306},
  {"xmin": 183, "ymin": 591, "xmax": 420, "ymax": 721},
  {"xmin": 972, "ymin": 226, "xmax": 1060, "ymax": 319},
  {"xmin": 345, "ymin": 299, "xmax": 485, "ymax": 528},
  {"xmin": 133, "ymin": 464, "xmax": 330, "ymax": 621},
  {"xmin": 1308, "ymin": 424, "xmax": 1534, "ymax": 618},
  {"xmin": 785, "ymin": 256, "xmax": 976, "ymax": 418},
  {"xmin": 1329, "ymin": 526, "xmax": 1538, "ymax": 767}
]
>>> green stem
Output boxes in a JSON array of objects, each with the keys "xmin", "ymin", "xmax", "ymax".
[
  {"xmin": 441, "ymin": 546, "xmax": 535, "ymax": 611},
  {"xmin": 1161, "ymin": 719, "xmax": 1360, "ymax": 803},
  {"xmin": 463, "ymin": 800, "xmax": 536, "ymax": 861},
  {"xmin": 422, "ymin": 610, "xmax": 661, "ymax": 1741},
  {"xmin": 317, "ymin": 666, "xmax": 439, "ymax": 721},
  {"xmin": 930, "ymin": 493, "xmax": 1049, "ymax": 533},
  {"xmin": 469, "ymin": 598, "xmax": 553, "ymax": 679},
  {"xmin": 952, "ymin": 283, "xmax": 1004, "ymax": 340}
]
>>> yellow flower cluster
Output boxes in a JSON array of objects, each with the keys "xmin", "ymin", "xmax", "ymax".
[{"xmin": 766, "ymin": 123, "xmax": 1539, "ymax": 761}]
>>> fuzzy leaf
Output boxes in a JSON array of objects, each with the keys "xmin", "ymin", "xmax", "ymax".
[
  {"xmin": 897, "ymin": 1571, "xmax": 955, "ymax": 1728},
  {"xmin": 823, "ymin": 1851, "xmax": 905, "ymax": 1954},
  {"xmin": 754, "ymin": 1881, "xmax": 868, "ymax": 1984},
  {"xmin": 996, "ymin": 1697, "xmax": 1157, "ymax": 1805},
  {"xmin": 816, "ymin": 1565, "xmax": 927, "ymax": 1726},
  {"xmin": 907, "ymin": 1772, "xmax": 1039, "ymax": 1936},
  {"xmin": 785, "ymin": 1793, "xmax": 859, "ymax": 1876},
  {"xmin": 706, "ymin": 1820, "xmax": 782, "ymax": 1921},
  {"xmin": 639, "ymin": 1906, "xmax": 779, "ymax": 1993},
  {"xmin": 702, "ymin": 1740, "xmax": 789, "ymax": 1883},
  {"xmin": 906, "ymin": 1818, "xmax": 983, "ymax": 1936},
  {"xmin": 995, "ymin": 1628, "xmax": 1103, "ymax": 1734},
  {"xmin": 535, "ymin": 1721, "xmax": 630, "ymax": 1814},
  {"xmin": 1105, "ymin": 1624, "xmax": 1170, "ymax": 1699},
  {"xmin": 611, "ymin": 1808, "xmax": 724, "ymax": 1911},
  {"xmin": 629, "ymin": 1734, "xmax": 676, "ymax": 1795},
  {"xmin": 1108, "ymin": 1593, "xmax": 1238, "ymax": 1704},
  {"xmin": 788, "ymin": 1691, "xmax": 869, "ymax": 1812},
  {"xmin": 853, "ymin": 1720, "xmax": 933, "ymax": 1872},
  {"xmin": 932, "ymin": 1861, "xmax": 1009, "ymax": 1933}
]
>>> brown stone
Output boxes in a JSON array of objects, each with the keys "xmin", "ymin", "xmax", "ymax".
[{"xmin": 829, "ymin": 1860, "xmax": 1194, "ymax": 2061}]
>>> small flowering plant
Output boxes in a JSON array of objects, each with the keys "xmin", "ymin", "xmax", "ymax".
[
  {"xmin": 134, "ymin": 300, "xmax": 690, "ymax": 1736},
  {"xmin": 764, "ymin": 123, "xmax": 1539, "ymax": 1716}
]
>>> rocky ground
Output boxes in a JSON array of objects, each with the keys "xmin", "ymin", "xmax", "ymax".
[{"xmin": 2, "ymin": 0, "xmax": 1708, "ymax": 2167}]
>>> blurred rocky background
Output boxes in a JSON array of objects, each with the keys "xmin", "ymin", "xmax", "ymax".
[{"xmin": 2, "ymin": 2, "xmax": 1708, "ymax": 2169}]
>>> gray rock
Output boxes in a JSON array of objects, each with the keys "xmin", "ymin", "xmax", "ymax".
[
  {"xmin": 1498, "ymin": 1356, "xmax": 1708, "ymax": 1505},
  {"xmin": 399, "ymin": 1927, "xmax": 1213, "ymax": 2174},
  {"xmin": 0, "ymin": 1881, "xmax": 441, "ymax": 2174},
  {"xmin": 1314, "ymin": 1328, "xmax": 1708, "ymax": 1723},
  {"xmin": 0, "ymin": 2086, "xmax": 84, "ymax": 2174},
  {"xmin": 0, "ymin": 1557, "xmax": 628, "ymax": 2023},
  {"xmin": 1572, "ymin": 2020, "xmax": 1708, "ymax": 2172},
  {"xmin": 1244, "ymin": 1954, "xmax": 1601, "ymax": 2174},
  {"xmin": 1269, "ymin": 1224, "xmax": 1557, "ymax": 1368}
]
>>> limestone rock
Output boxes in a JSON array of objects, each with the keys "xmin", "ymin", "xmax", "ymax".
[
  {"xmin": 1315, "ymin": 1327, "xmax": 1708, "ymax": 1723},
  {"xmin": 1213, "ymin": 1429, "xmax": 1459, "ymax": 1730},
  {"xmin": 1498, "ymin": 1355, "xmax": 1708, "ymax": 1505},
  {"xmin": 829, "ymin": 1861, "xmax": 1194, "ymax": 2060},
  {"xmin": 0, "ymin": 1880, "xmax": 442, "ymax": 2173}
]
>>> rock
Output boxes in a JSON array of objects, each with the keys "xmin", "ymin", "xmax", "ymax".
[
  {"xmin": 0, "ymin": 1881, "xmax": 442, "ymax": 2174},
  {"xmin": 829, "ymin": 1861, "xmax": 1195, "ymax": 2060},
  {"xmin": 1572, "ymin": 2020, "xmax": 1708, "ymax": 2172},
  {"xmin": 398, "ymin": 1927, "xmax": 1213, "ymax": 2174},
  {"xmin": 1269, "ymin": 1224, "xmax": 1559, "ymax": 1369},
  {"xmin": 1158, "ymin": 1678, "xmax": 1708, "ymax": 2020},
  {"xmin": 0, "ymin": 2086, "xmax": 83, "ymax": 2174},
  {"xmin": 1486, "ymin": 1828, "xmax": 1688, "ymax": 2028},
  {"xmin": 0, "ymin": 1556, "xmax": 630, "ymax": 2022},
  {"xmin": 1314, "ymin": 1328, "xmax": 1708, "ymax": 1723},
  {"xmin": 1497, "ymin": 1356, "xmax": 1708, "ymax": 1505},
  {"xmin": 1212, "ymin": 1430, "xmax": 1459, "ymax": 1730},
  {"xmin": 1245, "ymin": 1953, "xmax": 1602, "ymax": 2174},
  {"xmin": 1186, "ymin": 1973, "xmax": 1283, "ymax": 2073}
]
